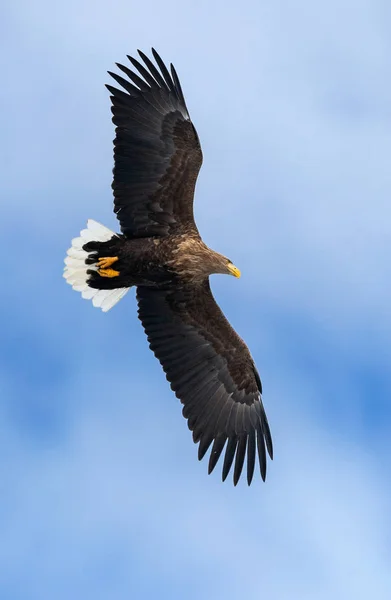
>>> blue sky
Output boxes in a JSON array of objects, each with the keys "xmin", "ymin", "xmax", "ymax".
[{"xmin": 1, "ymin": 0, "xmax": 391, "ymax": 598}]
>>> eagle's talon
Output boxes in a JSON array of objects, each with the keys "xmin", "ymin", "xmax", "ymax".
[
  {"xmin": 97, "ymin": 256, "xmax": 119, "ymax": 269},
  {"xmin": 98, "ymin": 268, "xmax": 120, "ymax": 278}
]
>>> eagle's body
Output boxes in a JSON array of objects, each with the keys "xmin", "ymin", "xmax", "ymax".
[
  {"xmin": 86, "ymin": 232, "xmax": 224, "ymax": 288},
  {"xmin": 64, "ymin": 49, "xmax": 273, "ymax": 485}
]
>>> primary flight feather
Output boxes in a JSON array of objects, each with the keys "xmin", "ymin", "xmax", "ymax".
[{"xmin": 64, "ymin": 48, "xmax": 273, "ymax": 485}]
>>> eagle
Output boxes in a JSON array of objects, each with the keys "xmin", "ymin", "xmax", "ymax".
[{"xmin": 64, "ymin": 48, "xmax": 273, "ymax": 485}]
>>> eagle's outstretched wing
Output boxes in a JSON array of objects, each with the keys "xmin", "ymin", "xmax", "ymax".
[
  {"xmin": 107, "ymin": 49, "xmax": 202, "ymax": 238},
  {"xmin": 137, "ymin": 281, "xmax": 273, "ymax": 485}
]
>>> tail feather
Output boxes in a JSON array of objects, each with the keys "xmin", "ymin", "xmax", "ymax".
[{"xmin": 63, "ymin": 219, "xmax": 130, "ymax": 312}]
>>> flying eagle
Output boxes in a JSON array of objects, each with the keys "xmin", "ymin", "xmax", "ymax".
[{"xmin": 64, "ymin": 49, "xmax": 273, "ymax": 485}]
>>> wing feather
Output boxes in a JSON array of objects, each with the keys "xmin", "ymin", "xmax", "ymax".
[
  {"xmin": 208, "ymin": 434, "xmax": 227, "ymax": 474},
  {"xmin": 246, "ymin": 430, "xmax": 256, "ymax": 485}
]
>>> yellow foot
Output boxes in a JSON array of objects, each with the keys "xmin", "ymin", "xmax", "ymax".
[
  {"xmin": 98, "ymin": 268, "xmax": 120, "ymax": 278},
  {"xmin": 97, "ymin": 256, "xmax": 119, "ymax": 269}
]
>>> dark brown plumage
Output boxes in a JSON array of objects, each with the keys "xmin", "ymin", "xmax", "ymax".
[{"xmin": 64, "ymin": 48, "xmax": 273, "ymax": 485}]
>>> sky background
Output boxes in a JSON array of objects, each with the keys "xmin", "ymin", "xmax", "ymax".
[{"xmin": 1, "ymin": 0, "xmax": 391, "ymax": 598}]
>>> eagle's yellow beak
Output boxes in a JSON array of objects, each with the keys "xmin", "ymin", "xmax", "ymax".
[{"xmin": 227, "ymin": 262, "xmax": 241, "ymax": 278}]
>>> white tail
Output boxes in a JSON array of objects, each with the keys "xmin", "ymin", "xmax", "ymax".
[{"xmin": 63, "ymin": 219, "xmax": 130, "ymax": 312}]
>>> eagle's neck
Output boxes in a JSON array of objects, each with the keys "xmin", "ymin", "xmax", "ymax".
[{"xmin": 168, "ymin": 235, "xmax": 222, "ymax": 282}]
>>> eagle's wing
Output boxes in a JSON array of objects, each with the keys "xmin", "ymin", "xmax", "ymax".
[
  {"xmin": 137, "ymin": 281, "xmax": 273, "ymax": 485},
  {"xmin": 107, "ymin": 49, "xmax": 203, "ymax": 238}
]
